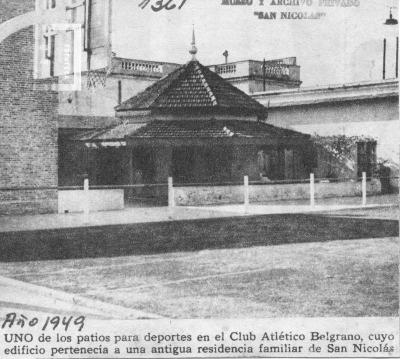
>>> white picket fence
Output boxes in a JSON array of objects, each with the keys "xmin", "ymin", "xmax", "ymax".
[{"xmin": 64, "ymin": 173, "xmax": 370, "ymax": 223}]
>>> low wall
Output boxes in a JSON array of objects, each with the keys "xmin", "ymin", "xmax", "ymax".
[
  {"xmin": 175, "ymin": 179, "xmax": 382, "ymax": 206},
  {"xmin": 58, "ymin": 189, "xmax": 124, "ymax": 213}
]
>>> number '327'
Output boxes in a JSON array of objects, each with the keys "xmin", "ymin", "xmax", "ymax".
[{"xmin": 139, "ymin": 0, "xmax": 188, "ymax": 12}]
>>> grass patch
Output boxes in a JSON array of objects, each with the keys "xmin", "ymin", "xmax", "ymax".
[{"xmin": 0, "ymin": 211, "xmax": 398, "ymax": 262}]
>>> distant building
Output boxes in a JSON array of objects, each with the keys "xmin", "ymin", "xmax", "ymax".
[
  {"xmin": 34, "ymin": 0, "xmax": 113, "ymax": 79},
  {"xmin": 252, "ymin": 79, "xmax": 399, "ymax": 164},
  {"xmin": 209, "ymin": 57, "xmax": 301, "ymax": 94}
]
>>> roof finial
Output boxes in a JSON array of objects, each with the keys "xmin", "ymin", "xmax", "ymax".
[
  {"xmin": 189, "ymin": 25, "xmax": 198, "ymax": 60},
  {"xmin": 384, "ymin": 7, "xmax": 398, "ymax": 25}
]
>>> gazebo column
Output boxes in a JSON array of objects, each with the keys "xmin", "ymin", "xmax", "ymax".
[
  {"xmin": 191, "ymin": 146, "xmax": 207, "ymax": 183},
  {"xmin": 153, "ymin": 145, "xmax": 172, "ymax": 199},
  {"xmin": 292, "ymin": 146, "xmax": 307, "ymax": 179},
  {"xmin": 231, "ymin": 145, "xmax": 248, "ymax": 181},
  {"xmin": 154, "ymin": 146, "xmax": 172, "ymax": 182},
  {"xmin": 284, "ymin": 148, "xmax": 295, "ymax": 180},
  {"xmin": 126, "ymin": 147, "xmax": 134, "ymax": 185},
  {"xmin": 124, "ymin": 147, "xmax": 134, "ymax": 203},
  {"xmin": 277, "ymin": 147, "xmax": 286, "ymax": 180},
  {"xmin": 230, "ymin": 144, "xmax": 259, "ymax": 181},
  {"xmin": 88, "ymin": 147, "xmax": 100, "ymax": 185}
]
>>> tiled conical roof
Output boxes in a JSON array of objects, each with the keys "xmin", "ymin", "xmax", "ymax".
[{"xmin": 115, "ymin": 60, "xmax": 267, "ymax": 115}]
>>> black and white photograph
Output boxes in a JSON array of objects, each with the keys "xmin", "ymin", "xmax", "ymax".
[{"xmin": 0, "ymin": 0, "xmax": 399, "ymax": 357}]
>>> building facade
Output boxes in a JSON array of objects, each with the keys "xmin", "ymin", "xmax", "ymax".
[
  {"xmin": 209, "ymin": 57, "xmax": 301, "ymax": 94},
  {"xmin": 0, "ymin": 0, "xmax": 59, "ymax": 215},
  {"xmin": 252, "ymin": 79, "xmax": 399, "ymax": 164}
]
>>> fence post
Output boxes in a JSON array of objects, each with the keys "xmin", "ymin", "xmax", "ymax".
[
  {"xmin": 168, "ymin": 177, "xmax": 175, "ymax": 208},
  {"xmin": 83, "ymin": 177, "xmax": 90, "ymax": 224},
  {"xmin": 244, "ymin": 175, "xmax": 249, "ymax": 211},
  {"xmin": 362, "ymin": 172, "xmax": 367, "ymax": 207},
  {"xmin": 310, "ymin": 173, "xmax": 315, "ymax": 207}
]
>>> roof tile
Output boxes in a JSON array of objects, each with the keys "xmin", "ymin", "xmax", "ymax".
[
  {"xmin": 76, "ymin": 120, "xmax": 309, "ymax": 142},
  {"xmin": 115, "ymin": 61, "xmax": 266, "ymax": 114}
]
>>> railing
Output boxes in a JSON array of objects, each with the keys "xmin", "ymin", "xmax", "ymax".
[
  {"xmin": 266, "ymin": 57, "xmax": 297, "ymax": 66},
  {"xmin": 111, "ymin": 58, "xmax": 168, "ymax": 76},
  {"xmin": 211, "ymin": 61, "xmax": 293, "ymax": 81},
  {"xmin": 120, "ymin": 60, "xmax": 163, "ymax": 73},
  {"xmin": 262, "ymin": 64, "xmax": 290, "ymax": 79},
  {"xmin": 214, "ymin": 64, "xmax": 237, "ymax": 75}
]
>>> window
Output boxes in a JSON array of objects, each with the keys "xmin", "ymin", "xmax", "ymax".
[
  {"xmin": 257, "ymin": 150, "xmax": 270, "ymax": 178},
  {"xmin": 118, "ymin": 80, "xmax": 122, "ymax": 105},
  {"xmin": 67, "ymin": 0, "xmax": 86, "ymax": 24},
  {"xmin": 44, "ymin": 31, "xmax": 56, "ymax": 76},
  {"xmin": 46, "ymin": 0, "xmax": 56, "ymax": 9},
  {"xmin": 66, "ymin": 30, "xmax": 75, "ymax": 74},
  {"xmin": 66, "ymin": 0, "xmax": 86, "ymax": 65}
]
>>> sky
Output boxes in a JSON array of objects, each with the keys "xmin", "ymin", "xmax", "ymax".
[{"xmin": 112, "ymin": 0, "xmax": 399, "ymax": 86}]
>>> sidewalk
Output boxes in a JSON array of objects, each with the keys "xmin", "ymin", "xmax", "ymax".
[
  {"xmin": 0, "ymin": 194, "xmax": 398, "ymax": 233},
  {"xmin": 201, "ymin": 194, "xmax": 399, "ymax": 215}
]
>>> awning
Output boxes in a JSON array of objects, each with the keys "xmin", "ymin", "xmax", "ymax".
[
  {"xmin": 126, "ymin": 120, "xmax": 309, "ymax": 139},
  {"xmin": 73, "ymin": 123, "xmax": 147, "ymax": 148},
  {"xmin": 74, "ymin": 119, "xmax": 310, "ymax": 147}
]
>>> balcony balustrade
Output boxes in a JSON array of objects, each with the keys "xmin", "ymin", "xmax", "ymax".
[
  {"xmin": 210, "ymin": 59, "xmax": 299, "ymax": 82},
  {"xmin": 112, "ymin": 58, "xmax": 180, "ymax": 77}
]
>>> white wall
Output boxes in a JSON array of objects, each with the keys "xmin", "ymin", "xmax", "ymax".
[
  {"xmin": 58, "ymin": 189, "xmax": 124, "ymax": 213},
  {"xmin": 58, "ymin": 75, "xmax": 157, "ymax": 117},
  {"xmin": 264, "ymin": 97, "xmax": 399, "ymax": 163},
  {"xmin": 175, "ymin": 180, "xmax": 382, "ymax": 206}
]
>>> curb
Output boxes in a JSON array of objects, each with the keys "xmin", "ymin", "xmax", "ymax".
[{"xmin": 0, "ymin": 275, "xmax": 163, "ymax": 320}]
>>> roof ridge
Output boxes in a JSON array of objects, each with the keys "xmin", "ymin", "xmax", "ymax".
[
  {"xmin": 197, "ymin": 62, "xmax": 223, "ymax": 107},
  {"xmin": 199, "ymin": 63, "xmax": 265, "ymax": 111},
  {"xmin": 115, "ymin": 64, "xmax": 187, "ymax": 111},
  {"xmin": 150, "ymin": 62, "xmax": 193, "ymax": 108},
  {"xmin": 193, "ymin": 62, "xmax": 218, "ymax": 106}
]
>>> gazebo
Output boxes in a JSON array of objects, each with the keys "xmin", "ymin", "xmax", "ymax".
[{"xmin": 75, "ymin": 35, "xmax": 315, "ymax": 201}]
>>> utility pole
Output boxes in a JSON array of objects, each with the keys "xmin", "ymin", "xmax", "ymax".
[
  {"xmin": 223, "ymin": 50, "xmax": 229, "ymax": 64},
  {"xmin": 383, "ymin": 6, "xmax": 398, "ymax": 79},
  {"xmin": 383, "ymin": 38, "xmax": 386, "ymax": 80},
  {"xmin": 396, "ymin": 36, "xmax": 399, "ymax": 78},
  {"xmin": 262, "ymin": 58, "xmax": 266, "ymax": 91},
  {"xmin": 84, "ymin": 0, "xmax": 92, "ymax": 70}
]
